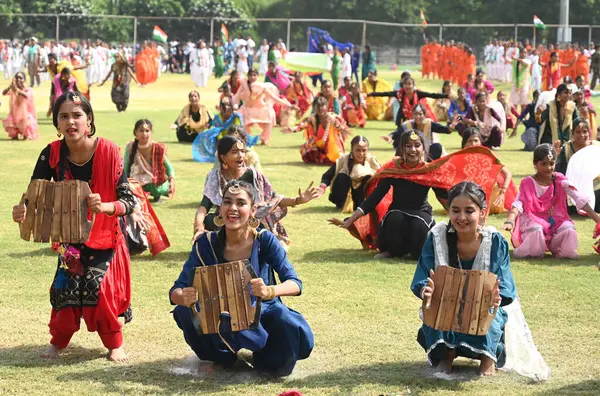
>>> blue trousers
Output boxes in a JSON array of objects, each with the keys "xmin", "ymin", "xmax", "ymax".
[{"xmin": 173, "ymin": 299, "xmax": 314, "ymax": 376}]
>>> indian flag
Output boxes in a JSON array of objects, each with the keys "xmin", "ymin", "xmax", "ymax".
[
  {"xmin": 152, "ymin": 25, "xmax": 168, "ymax": 43},
  {"xmin": 533, "ymin": 15, "xmax": 546, "ymax": 30},
  {"xmin": 221, "ymin": 24, "xmax": 229, "ymax": 42}
]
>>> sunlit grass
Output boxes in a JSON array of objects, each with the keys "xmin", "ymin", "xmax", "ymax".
[{"xmin": 0, "ymin": 69, "xmax": 599, "ymax": 395}]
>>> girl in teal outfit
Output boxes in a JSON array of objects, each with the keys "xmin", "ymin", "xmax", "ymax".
[
  {"xmin": 361, "ymin": 45, "xmax": 376, "ymax": 81},
  {"xmin": 331, "ymin": 46, "xmax": 341, "ymax": 91},
  {"xmin": 125, "ymin": 119, "xmax": 175, "ymax": 201},
  {"xmin": 411, "ymin": 181, "xmax": 516, "ymax": 376}
]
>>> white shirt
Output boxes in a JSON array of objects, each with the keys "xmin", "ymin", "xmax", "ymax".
[{"xmin": 246, "ymin": 38, "xmax": 256, "ymax": 56}]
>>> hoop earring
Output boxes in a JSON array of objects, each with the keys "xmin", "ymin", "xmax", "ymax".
[
  {"xmin": 213, "ymin": 215, "xmax": 225, "ymax": 227},
  {"xmin": 86, "ymin": 121, "xmax": 92, "ymax": 135},
  {"xmin": 248, "ymin": 217, "xmax": 260, "ymax": 229},
  {"xmin": 56, "ymin": 129, "xmax": 62, "ymax": 138}
]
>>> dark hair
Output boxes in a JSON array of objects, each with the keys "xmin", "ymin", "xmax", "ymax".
[
  {"xmin": 52, "ymin": 92, "xmax": 97, "ymax": 181},
  {"xmin": 532, "ymin": 89, "xmax": 540, "ymax": 100},
  {"xmin": 127, "ymin": 119, "xmax": 153, "ymax": 177},
  {"xmin": 14, "ymin": 71, "xmax": 26, "ymax": 82},
  {"xmin": 573, "ymin": 117, "xmax": 590, "ymax": 132},
  {"xmin": 446, "ymin": 181, "xmax": 487, "ymax": 268},
  {"xmin": 221, "ymin": 180, "xmax": 258, "ymax": 205},
  {"xmin": 52, "ymin": 91, "xmax": 96, "ymax": 136},
  {"xmin": 533, "ymin": 143, "xmax": 556, "ymax": 163},
  {"xmin": 48, "ymin": 53, "xmax": 57, "ymax": 61},
  {"xmin": 400, "ymin": 71, "xmax": 411, "ymax": 81},
  {"xmin": 555, "ymin": 84, "xmax": 569, "ymax": 100},
  {"xmin": 321, "ymin": 79, "xmax": 332, "ymax": 89},
  {"xmin": 457, "ymin": 87, "xmax": 466, "ymax": 95},
  {"xmin": 461, "ymin": 127, "xmax": 483, "ymax": 148},
  {"xmin": 227, "ymin": 125, "xmax": 247, "ymax": 145},
  {"xmin": 403, "ymin": 77, "xmax": 415, "ymax": 86},
  {"xmin": 217, "ymin": 136, "xmax": 244, "ymax": 166},
  {"xmin": 315, "ymin": 96, "xmax": 329, "ymax": 109},
  {"xmin": 60, "ymin": 67, "xmax": 71, "ymax": 76},
  {"xmin": 412, "ymin": 103, "xmax": 426, "ymax": 115},
  {"xmin": 394, "ymin": 129, "xmax": 425, "ymax": 155},
  {"xmin": 350, "ymin": 135, "xmax": 369, "ymax": 149},
  {"xmin": 475, "ymin": 92, "xmax": 487, "ymax": 102},
  {"xmin": 267, "ymin": 61, "xmax": 277, "ymax": 69},
  {"xmin": 188, "ymin": 90, "xmax": 200, "ymax": 100},
  {"xmin": 442, "ymin": 80, "xmax": 451, "ymax": 93}
]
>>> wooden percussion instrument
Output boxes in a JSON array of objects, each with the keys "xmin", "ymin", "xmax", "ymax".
[
  {"xmin": 422, "ymin": 266, "xmax": 498, "ymax": 336},
  {"xmin": 19, "ymin": 179, "xmax": 93, "ymax": 244},
  {"xmin": 191, "ymin": 260, "xmax": 261, "ymax": 335}
]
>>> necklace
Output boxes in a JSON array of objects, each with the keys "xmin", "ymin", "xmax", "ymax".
[{"xmin": 138, "ymin": 141, "xmax": 152, "ymax": 149}]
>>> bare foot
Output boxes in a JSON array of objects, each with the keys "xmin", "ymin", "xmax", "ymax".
[
  {"xmin": 108, "ymin": 346, "xmax": 128, "ymax": 362},
  {"xmin": 374, "ymin": 251, "xmax": 394, "ymax": 259},
  {"xmin": 40, "ymin": 345, "xmax": 63, "ymax": 359},
  {"xmin": 479, "ymin": 355, "xmax": 496, "ymax": 376},
  {"xmin": 436, "ymin": 350, "xmax": 456, "ymax": 374}
]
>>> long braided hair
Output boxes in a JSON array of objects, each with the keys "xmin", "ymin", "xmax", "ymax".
[{"xmin": 127, "ymin": 119, "xmax": 153, "ymax": 177}]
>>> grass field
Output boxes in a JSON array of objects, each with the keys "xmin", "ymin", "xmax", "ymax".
[{"xmin": 0, "ymin": 69, "xmax": 599, "ymax": 396}]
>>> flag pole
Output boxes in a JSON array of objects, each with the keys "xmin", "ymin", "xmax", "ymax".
[{"xmin": 533, "ymin": 25, "xmax": 536, "ymax": 47}]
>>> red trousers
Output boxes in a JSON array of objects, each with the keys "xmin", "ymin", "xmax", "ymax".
[
  {"xmin": 48, "ymin": 236, "xmax": 131, "ymax": 350},
  {"xmin": 49, "ymin": 306, "xmax": 123, "ymax": 349}
]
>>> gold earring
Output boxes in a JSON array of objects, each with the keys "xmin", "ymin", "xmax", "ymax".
[
  {"xmin": 56, "ymin": 129, "xmax": 62, "ymax": 138},
  {"xmin": 248, "ymin": 217, "xmax": 260, "ymax": 229},
  {"xmin": 213, "ymin": 215, "xmax": 225, "ymax": 227}
]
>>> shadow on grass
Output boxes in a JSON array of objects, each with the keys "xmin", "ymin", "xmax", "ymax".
[
  {"xmin": 7, "ymin": 246, "xmax": 55, "ymax": 258},
  {"xmin": 0, "ymin": 344, "xmax": 107, "ymax": 367},
  {"xmin": 165, "ymin": 201, "xmax": 200, "ymax": 210},
  {"xmin": 52, "ymin": 356, "xmax": 470, "ymax": 394},
  {"xmin": 512, "ymin": 254, "xmax": 597, "ymax": 267},
  {"xmin": 132, "ymin": 250, "xmax": 190, "ymax": 264},
  {"xmin": 302, "ymin": 248, "xmax": 381, "ymax": 264},
  {"xmin": 54, "ymin": 356, "xmax": 274, "ymax": 394},
  {"xmin": 291, "ymin": 205, "xmax": 340, "ymax": 215},
  {"xmin": 287, "ymin": 361, "xmax": 470, "ymax": 393},
  {"xmin": 536, "ymin": 379, "xmax": 600, "ymax": 395}
]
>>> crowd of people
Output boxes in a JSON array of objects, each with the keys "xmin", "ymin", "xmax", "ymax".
[{"xmin": 9, "ymin": 29, "xmax": 600, "ymax": 385}]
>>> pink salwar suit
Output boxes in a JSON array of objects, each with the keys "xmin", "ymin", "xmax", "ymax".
[
  {"xmin": 3, "ymin": 87, "xmax": 38, "ymax": 140},
  {"xmin": 511, "ymin": 173, "xmax": 587, "ymax": 258},
  {"xmin": 232, "ymin": 80, "xmax": 293, "ymax": 145}
]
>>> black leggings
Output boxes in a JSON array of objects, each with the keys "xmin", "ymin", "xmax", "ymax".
[
  {"xmin": 329, "ymin": 174, "xmax": 371, "ymax": 211},
  {"xmin": 378, "ymin": 210, "xmax": 433, "ymax": 259}
]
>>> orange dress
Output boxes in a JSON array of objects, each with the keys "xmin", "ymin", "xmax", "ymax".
[{"xmin": 576, "ymin": 52, "xmax": 589, "ymax": 81}]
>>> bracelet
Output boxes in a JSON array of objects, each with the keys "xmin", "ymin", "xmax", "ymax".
[
  {"xmin": 420, "ymin": 287, "xmax": 426, "ymax": 299},
  {"xmin": 263, "ymin": 286, "xmax": 276, "ymax": 300},
  {"xmin": 504, "ymin": 219, "xmax": 515, "ymax": 226},
  {"xmin": 291, "ymin": 197, "xmax": 300, "ymax": 207}
]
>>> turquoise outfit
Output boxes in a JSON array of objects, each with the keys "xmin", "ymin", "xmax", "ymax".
[
  {"xmin": 410, "ymin": 223, "xmax": 516, "ymax": 367},
  {"xmin": 361, "ymin": 51, "xmax": 376, "ymax": 80},
  {"xmin": 191, "ymin": 112, "xmax": 258, "ymax": 163},
  {"xmin": 170, "ymin": 230, "xmax": 314, "ymax": 376}
]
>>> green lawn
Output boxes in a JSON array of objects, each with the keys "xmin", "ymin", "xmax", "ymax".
[{"xmin": 0, "ymin": 69, "xmax": 599, "ymax": 395}]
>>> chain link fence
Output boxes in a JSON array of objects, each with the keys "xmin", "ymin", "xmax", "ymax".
[{"xmin": 3, "ymin": 13, "xmax": 600, "ymax": 66}]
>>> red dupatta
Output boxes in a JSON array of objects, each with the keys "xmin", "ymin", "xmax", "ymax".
[
  {"xmin": 50, "ymin": 137, "xmax": 123, "ymax": 250},
  {"xmin": 352, "ymin": 146, "xmax": 505, "ymax": 249},
  {"xmin": 152, "ymin": 142, "xmax": 168, "ymax": 186},
  {"xmin": 398, "ymin": 89, "xmax": 437, "ymax": 122}
]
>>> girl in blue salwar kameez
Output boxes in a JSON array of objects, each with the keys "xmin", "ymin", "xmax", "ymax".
[
  {"xmin": 411, "ymin": 181, "xmax": 517, "ymax": 376},
  {"xmin": 170, "ymin": 180, "xmax": 313, "ymax": 376}
]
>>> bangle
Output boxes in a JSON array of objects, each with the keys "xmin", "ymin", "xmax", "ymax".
[
  {"xmin": 504, "ymin": 219, "xmax": 515, "ymax": 226},
  {"xmin": 291, "ymin": 197, "xmax": 300, "ymax": 207},
  {"xmin": 263, "ymin": 286, "xmax": 276, "ymax": 300}
]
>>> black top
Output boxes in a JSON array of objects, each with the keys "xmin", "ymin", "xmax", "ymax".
[
  {"xmin": 518, "ymin": 102, "xmax": 538, "ymax": 129},
  {"xmin": 359, "ymin": 177, "xmax": 447, "ymax": 216},
  {"xmin": 320, "ymin": 163, "xmax": 337, "ymax": 186},
  {"xmin": 368, "ymin": 89, "xmax": 448, "ymax": 127},
  {"xmin": 31, "ymin": 145, "xmax": 136, "ymax": 215},
  {"xmin": 465, "ymin": 107, "xmax": 502, "ymax": 123},
  {"xmin": 399, "ymin": 120, "xmax": 452, "ymax": 135}
]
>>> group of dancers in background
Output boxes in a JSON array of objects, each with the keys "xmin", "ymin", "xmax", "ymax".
[{"xmin": 11, "ymin": 35, "xmax": 600, "ymax": 382}]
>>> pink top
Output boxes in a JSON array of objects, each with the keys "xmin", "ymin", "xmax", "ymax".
[{"xmin": 512, "ymin": 173, "xmax": 588, "ymax": 246}]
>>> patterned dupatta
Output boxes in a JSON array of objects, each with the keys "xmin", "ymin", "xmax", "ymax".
[{"xmin": 351, "ymin": 146, "xmax": 504, "ymax": 249}]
